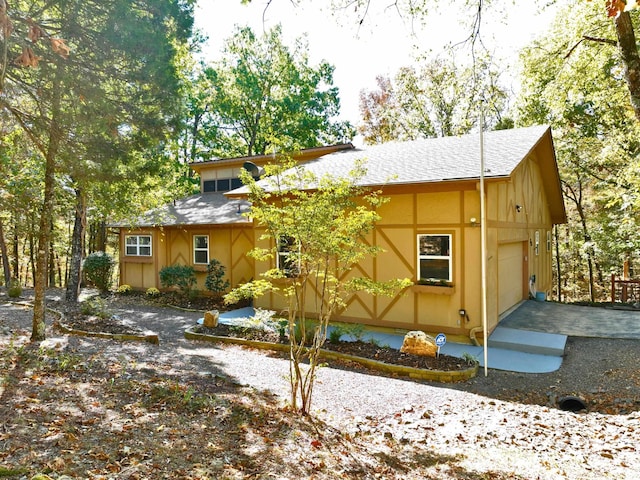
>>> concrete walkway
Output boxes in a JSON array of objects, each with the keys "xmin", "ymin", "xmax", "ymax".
[
  {"xmin": 500, "ymin": 300, "xmax": 640, "ymax": 339},
  {"xmin": 218, "ymin": 300, "xmax": 640, "ymax": 375}
]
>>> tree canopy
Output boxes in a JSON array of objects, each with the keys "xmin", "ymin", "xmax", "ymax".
[
  {"xmin": 517, "ymin": 0, "xmax": 640, "ymax": 300},
  {"xmin": 0, "ymin": 0, "xmax": 195, "ymax": 339},
  {"xmin": 358, "ymin": 51, "xmax": 510, "ymax": 144},
  {"xmin": 181, "ymin": 25, "xmax": 354, "ymax": 160}
]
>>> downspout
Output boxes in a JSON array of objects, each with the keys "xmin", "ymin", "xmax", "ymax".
[{"xmin": 469, "ymin": 326, "xmax": 483, "ymax": 347}]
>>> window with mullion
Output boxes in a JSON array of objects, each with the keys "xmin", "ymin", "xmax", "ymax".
[
  {"xmin": 125, "ymin": 235, "xmax": 152, "ymax": 256},
  {"xmin": 417, "ymin": 234, "xmax": 452, "ymax": 282},
  {"xmin": 277, "ymin": 236, "xmax": 300, "ymax": 278},
  {"xmin": 194, "ymin": 235, "xmax": 209, "ymax": 264}
]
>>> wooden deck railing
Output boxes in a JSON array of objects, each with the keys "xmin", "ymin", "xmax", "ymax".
[{"xmin": 611, "ymin": 274, "xmax": 640, "ymax": 304}]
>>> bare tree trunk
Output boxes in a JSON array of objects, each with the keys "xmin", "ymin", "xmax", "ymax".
[
  {"xmin": 66, "ymin": 187, "xmax": 86, "ymax": 303},
  {"xmin": 554, "ymin": 225, "xmax": 562, "ymax": 302},
  {"xmin": 48, "ymin": 219, "xmax": 56, "ymax": 287},
  {"xmin": 12, "ymin": 224, "xmax": 18, "ymax": 279},
  {"xmin": 615, "ymin": 12, "xmax": 640, "ymax": 122},
  {"xmin": 0, "ymin": 217, "xmax": 11, "ymax": 286},
  {"xmin": 32, "ymin": 70, "xmax": 63, "ymax": 342}
]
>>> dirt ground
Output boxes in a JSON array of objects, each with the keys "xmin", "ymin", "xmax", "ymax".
[{"xmin": 1, "ymin": 290, "xmax": 639, "ymax": 479}]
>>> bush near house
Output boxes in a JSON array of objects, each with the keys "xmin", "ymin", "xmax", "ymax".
[
  {"xmin": 205, "ymin": 259, "xmax": 230, "ymax": 296},
  {"xmin": 83, "ymin": 252, "xmax": 115, "ymax": 292},
  {"xmin": 159, "ymin": 265, "xmax": 196, "ymax": 297}
]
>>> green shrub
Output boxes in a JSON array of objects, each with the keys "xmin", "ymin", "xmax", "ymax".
[
  {"xmin": 83, "ymin": 251, "xmax": 115, "ymax": 292},
  {"xmin": 329, "ymin": 322, "xmax": 365, "ymax": 343},
  {"xmin": 204, "ymin": 259, "xmax": 230, "ymax": 295},
  {"xmin": 117, "ymin": 284, "xmax": 132, "ymax": 294},
  {"xmin": 146, "ymin": 287, "xmax": 160, "ymax": 297},
  {"xmin": 159, "ymin": 264, "xmax": 196, "ymax": 296},
  {"xmin": 7, "ymin": 280, "xmax": 22, "ymax": 298},
  {"xmin": 79, "ymin": 297, "xmax": 111, "ymax": 319}
]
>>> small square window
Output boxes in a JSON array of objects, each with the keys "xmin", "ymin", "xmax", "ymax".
[{"xmin": 125, "ymin": 235, "xmax": 152, "ymax": 256}]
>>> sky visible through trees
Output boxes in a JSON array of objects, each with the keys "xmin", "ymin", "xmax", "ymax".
[{"xmin": 195, "ymin": 0, "xmax": 565, "ymax": 126}]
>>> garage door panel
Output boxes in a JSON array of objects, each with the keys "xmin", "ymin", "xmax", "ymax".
[{"xmin": 498, "ymin": 243, "xmax": 524, "ymax": 314}]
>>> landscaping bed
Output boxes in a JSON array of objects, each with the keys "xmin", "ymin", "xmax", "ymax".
[{"xmin": 187, "ymin": 323, "xmax": 478, "ymax": 382}]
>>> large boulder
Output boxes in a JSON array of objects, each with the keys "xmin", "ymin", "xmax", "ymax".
[
  {"xmin": 400, "ymin": 330, "xmax": 437, "ymax": 357},
  {"xmin": 203, "ymin": 310, "xmax": 219, "ymax": 328}
]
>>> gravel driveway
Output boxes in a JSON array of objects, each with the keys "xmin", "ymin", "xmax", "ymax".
[{"xmin": 2, "ymin": 292, "xmax": 640, "ymax": 479}]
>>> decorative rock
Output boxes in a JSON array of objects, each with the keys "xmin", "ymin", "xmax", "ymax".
[
  {"xmin": 400, "ymin": 330, "xmax": 438, "ymax": 357},
  {"xmin": 203, "ymin": 310, "xmax": 219, "ymax": 328}
]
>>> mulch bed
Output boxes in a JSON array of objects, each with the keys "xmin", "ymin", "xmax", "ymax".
[
  {"xmin": 191, "ymin": 323, "xmax": 471, "ymax": 372},
  {"xmin": 62, "ymin": 310, "xmax": 147, "ymax": 336}
]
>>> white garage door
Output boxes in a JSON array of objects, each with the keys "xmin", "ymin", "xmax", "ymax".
[{"xmin": 498, "ymin": 242, "xmax": 524, "ymax": 315}]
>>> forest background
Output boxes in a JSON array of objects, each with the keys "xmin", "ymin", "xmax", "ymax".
[{"xmin": 1, "ymin": 0, "xmax": 638, "ymax": 322}]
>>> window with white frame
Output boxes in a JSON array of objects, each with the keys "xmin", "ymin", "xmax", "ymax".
[
  {"xmin": 193, "ymin": 235, "xmax": 209, "ymax": 264},
  {"xmin": 417, "ymin": 234, "xmax": 452, "ymax": 282},
  {"xmin": 125, "ymin": 235, "xmax": 152, "ymax": 256},
  {"xmin": 277, "ymin": 236, "xmax": 300, "ymax": 278},
  {"xmin": 535, "ymin": 230, "xmax": 540, "ymax": 256}
]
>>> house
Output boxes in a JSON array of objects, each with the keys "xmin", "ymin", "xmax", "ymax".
[{"xmin": 116, "ymin": 125, "xmax": 566, "ymax": 337}]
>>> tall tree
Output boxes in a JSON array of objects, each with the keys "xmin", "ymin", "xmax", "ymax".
[
  {"xmin": 186, "ymin": 25, "xmax": 353, "ymax": 159},
  {"xmin": 517, "ymin": 0, "xmax": 640, "ymax": 300},
  {"xmin": 359, "ymin": 51, "xmax": 508, "ymax": 144},
  {"xmin": 0, "ymin": 0, "xmax": 194, "ymax": 339}
]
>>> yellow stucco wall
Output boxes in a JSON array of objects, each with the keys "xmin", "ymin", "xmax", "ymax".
[
  {"xmin": 120, "ymin": 148, "xmax": 559, "ymax": 337},
  {"xmin": 253, "ymin": 153, "xmax": 557, "ymax": 336},
  {"xmin": 119, "ymin": 225, "xmax": 253, "ymax": 292}
]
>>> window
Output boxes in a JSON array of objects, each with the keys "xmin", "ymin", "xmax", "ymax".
[
  {"xmin": 277, "ymin": 236, "xmax": 300, "ymax": 278},
  {"xmin": 125, "ymin": 235, "xmax": 152, "ymax": 256},
  {"xmin": 194, "ymin": 235, "xmax": 209, "ymax": 264},
  {"xmin": 535, "ymin": 231, "xmax": 540, "ymax": 256},
  {"xmin": 417, "ymin": 234, "xmax": 452, "ymax": 282}
]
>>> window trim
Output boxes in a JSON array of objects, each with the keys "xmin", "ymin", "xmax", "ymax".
[
  {"xmin": 193, "ymin": 234, "xmax": 209, "ymax": 265},
  {"xmin": 277, "ymin": 236, "xmax": 300, "ymax": 278},
  {"xmin": 417, "ymin": 233, "xmax": 452, "ymax": 283},
  {"xmin": 124, "ymin": 234, "xmax": 152, "ymax": 257}
]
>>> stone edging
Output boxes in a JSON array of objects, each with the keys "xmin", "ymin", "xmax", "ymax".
[
  {"xmin": 55, "ymin": 320, "xmax": 160, "ymax": 345},
  {"xmin": 9, "ymin": 300, "xmax": 160, "ymax": 345},
  {"xmin": 184, "ymin": 326, "xmax": 477, "ymax": 383}
]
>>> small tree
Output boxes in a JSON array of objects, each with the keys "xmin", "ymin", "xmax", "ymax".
[
  {"xmin": 225, "ymin": 159, "xmax": 411, "ymax": 415},
  {"xmin": 83, "ymin": 252, "xmax": 115, "ymax": 292},
  {"xmin": 205, "ymin": 259, "xmax": 230, "ymax": 297}
]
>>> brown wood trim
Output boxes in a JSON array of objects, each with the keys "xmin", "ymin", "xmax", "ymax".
[
  {"xmin": 121, "ymin": 256, "xmax": 154, "ymax": 264},
  {"xmin": 411, "ymin": 284, "xmax": 455, "ymax": 295}
]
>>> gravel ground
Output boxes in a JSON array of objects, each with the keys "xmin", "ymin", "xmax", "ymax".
[{"xmin": 2, "ymin": 290, "xmax": 640, "ymax": 479}]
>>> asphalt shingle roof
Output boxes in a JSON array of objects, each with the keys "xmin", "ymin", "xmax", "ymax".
[
  {"xmin": 297, "ymin": 125, "xmax": 552, "ymax": 187},
  {"xmin": 118, "ymin": 193, "xmax": 251, "ymax": 228}
]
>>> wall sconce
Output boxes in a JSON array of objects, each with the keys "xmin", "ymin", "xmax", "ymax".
[
  {"xmin": 470, "ymin": 217, "xmax": 478, "ymax": 227},
  {"xmin": 515, "ymin": 204, "xmax": 522, "ymax": 212}
]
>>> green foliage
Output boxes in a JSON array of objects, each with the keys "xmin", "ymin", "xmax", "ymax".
[
  {"xmin": 188, "ymin": 25, "xmax": 353, "ymax": 158},
  {"xmin": 462, "ymin": 352, "xmax": 479, "ymax": 366},
  {"xmin": 159, "ymin": 265, "xmax": 196, "ymax": 296},
  {"xmin": 226, "ymin": 159, "xmax": 411, "ymax": 414},
  {"xmin": 329, "ymin": 322, "xmax": 366, "ymax": 344},
  {"xmin": 79, "ymin": 297, "xmax": 111, "ymax": 319},
  {"xmin": 7, "ymin": 280, "xmax": 22, "ymax": 298},
  {"xmin": 359, "ymin": 49, "xmax": 507, "ymax": 144},
  {"xmin": 146, "ymin": 287, "xmax": 161, "ymax": 298},
  {"xmin": 83, "ymin": 252, "xmax": 115, "ymax": 292},
  {"xmin": 205, "ymin": 259, "xmax": 230, "ymax": 295},
  {"xmin": 516, "ymin": 0, "xmax": 640, "ymax": 301}
]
